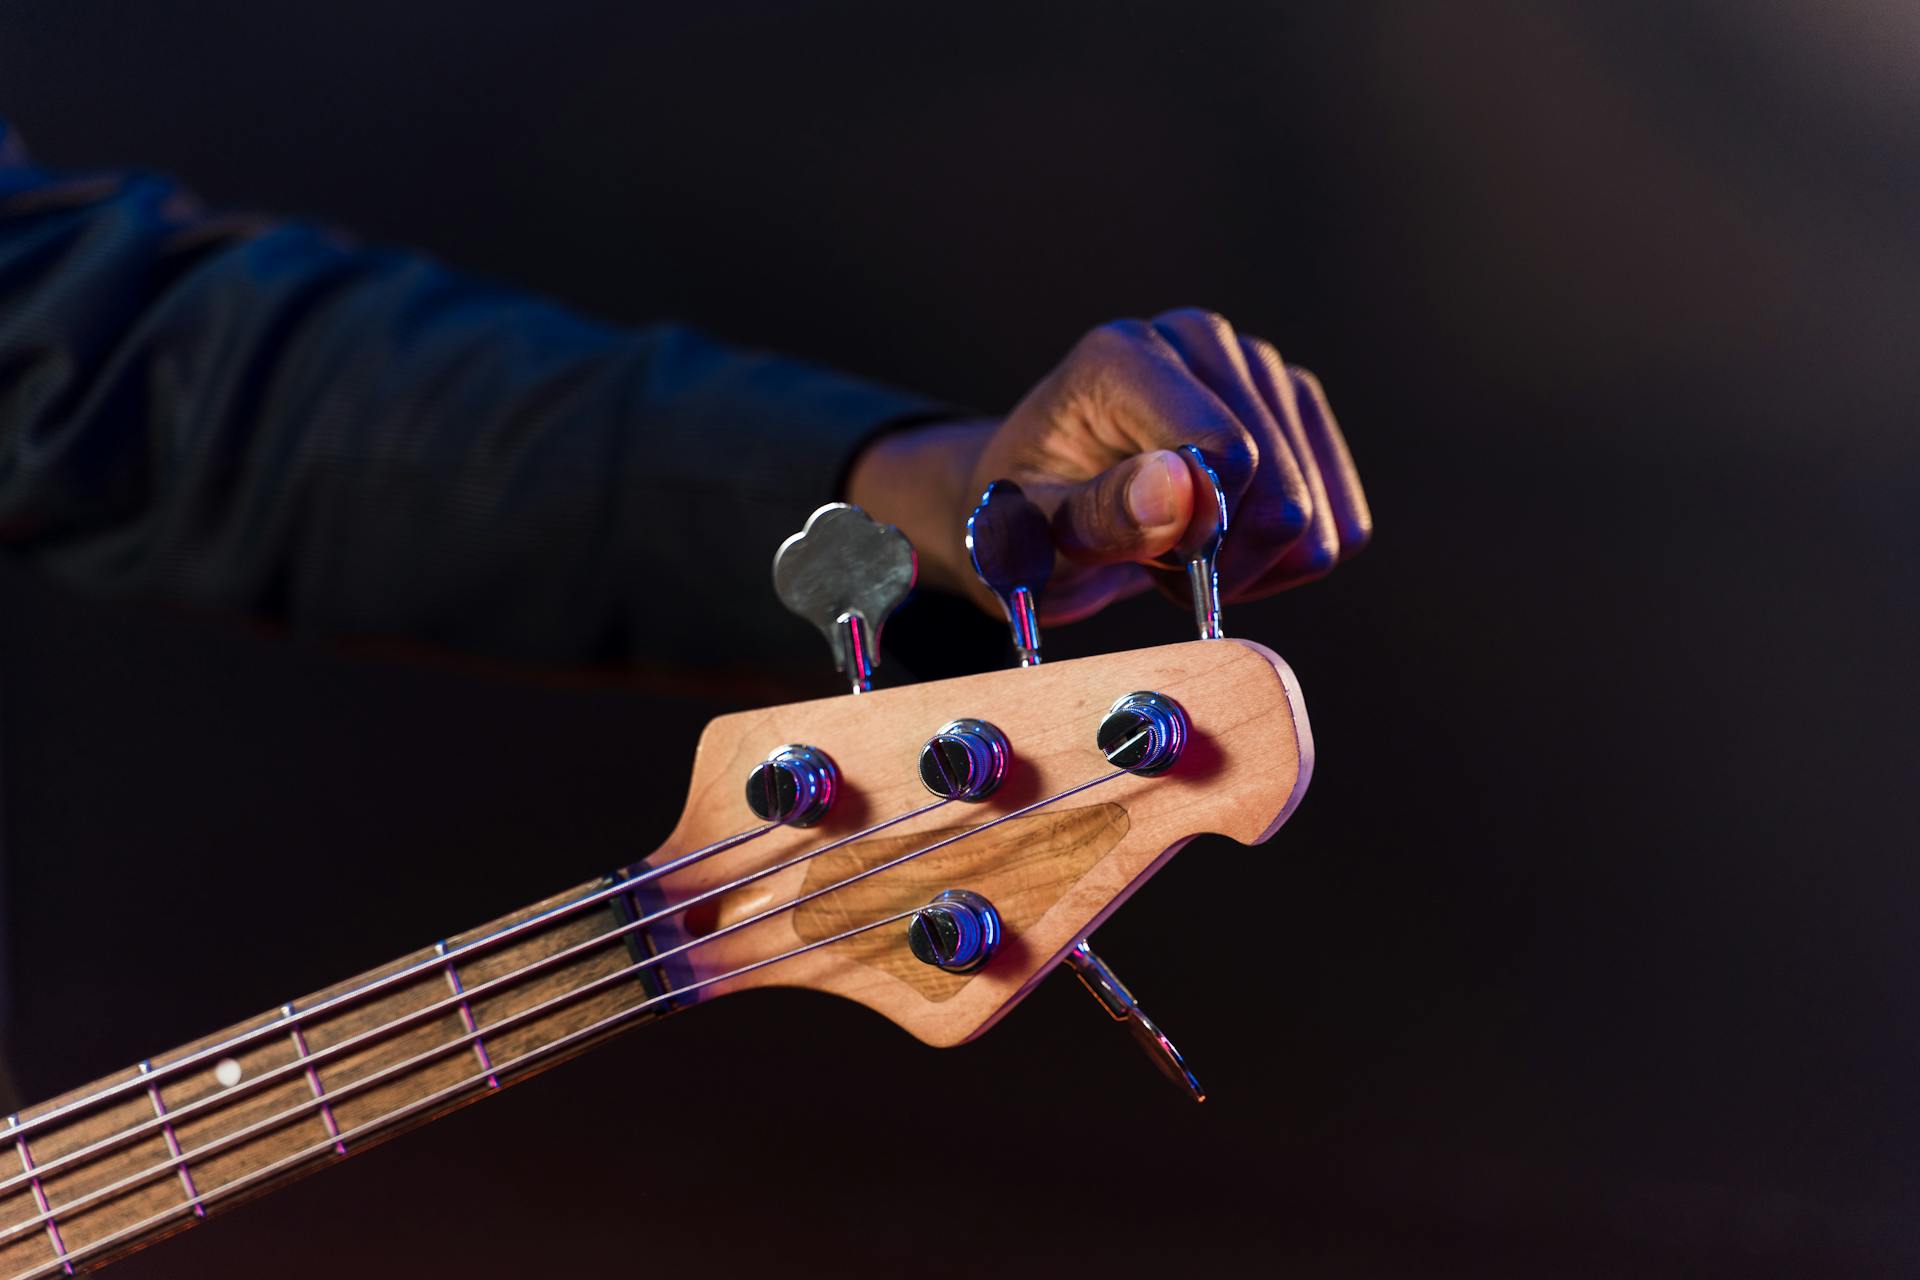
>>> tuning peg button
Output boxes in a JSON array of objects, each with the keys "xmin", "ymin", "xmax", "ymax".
[
  {"xmin": 1148, "ymin": 444, "xmax": 1230, "ymax": 641},
  {"xmin": 966, "ymin": 480, "xmax": 1053, "ymax": 666},
  {"xmin": 772, "ymin": 503, "xmax": 917, "ymax": 693}
]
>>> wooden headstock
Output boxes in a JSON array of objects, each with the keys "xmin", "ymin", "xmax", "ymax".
[{"xmin": 645, "ymin": 638, "xmax": 1312, "ymax": 1047}]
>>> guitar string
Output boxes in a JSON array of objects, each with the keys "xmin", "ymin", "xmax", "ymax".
[
  {"xmin": 0, "ymin": 899, "xmax": 940, "ymax": 1280},
  {"xmin": 0, "ymin": 815, "xmax": 804, "ymax": 1146},
  {"xmin": 0, "ymin": 794, "xmax": 951, "ymax": 1191},
  {"xmin": 0, "ymin": 757, "xmax": 1141, "ymax": 1257},
  {"xmin": 0, "ymin": 762, "xmax": 1132, "ymax": 1249},
  {"xmin": 4, "ymin": 756, "xmax": 1143, "ymax": 1276}
]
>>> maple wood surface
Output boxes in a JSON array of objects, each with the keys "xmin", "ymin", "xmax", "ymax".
[{"xmin": 654, "ymin": 638, "xmax": 1312, "ymax": 1046}]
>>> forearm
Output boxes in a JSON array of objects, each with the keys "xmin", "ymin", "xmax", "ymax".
[{"xmin": 0, "ymin": 129, "xmax": 949, "ymax": 670}]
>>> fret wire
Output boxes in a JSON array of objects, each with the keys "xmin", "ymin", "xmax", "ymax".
[
  {"xmin": 435, "ymin": 942, "xmax": 500, "ymax": 1090},
  {"xmin": 135, "ymin": 1063, "xmax": 203, "ymax": 1219},
  {"xmin": 284, "ymin": 1004, "xmax": 347, "ymax": 1158},
  {"xmin": 0, "ymin": 817, "xmax": 962, "ymax": 1246},
  {"xmin": 5, "ymin": 1116, "xmax": 69, "ymax": 1277},
  {"xmin": 0, "ymin": 796, "xmax": 955, "ymax": 1201},
  {"xmin": 0, "ymin": 818, "xmax": 788, "ymax": 1149},
  {"xmin": 1, "ymin": 942, "xmax": 681, "ymax": 1242},
  {"xmin": 0, "ymin": 764, "xmax": 1138, "ymax": 1263},
  {"xmin": 6, "ymin": 902, "xmax": 937, "ymax": 1280}
]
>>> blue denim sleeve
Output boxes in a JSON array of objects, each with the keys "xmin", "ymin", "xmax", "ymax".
[{"xmin": 0, "ymin": 120, "xmax": 951, "ymax": 670}]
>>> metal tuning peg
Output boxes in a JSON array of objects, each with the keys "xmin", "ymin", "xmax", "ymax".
[
  {"xmin": 1062, "ymin": 939, "xmax": 1206, "ymax": 1103},
  {"xmin": 918, "ymin": 719, "xmax": 1011, "ymax": 802},
  {"xmin": 906, "ymin": 890, "xmax": 1002, "ymax": 974},
  {"xmin": 965, "ymin": 479, "xmax": 1053, "ymax": 666},
  {"xmin": 1149, "ymin": 443, "xmax": 1231, "ymax": 640},
  {"xmin": 966, "ymin": 479, "xmax": 1202, "ymax": 1096},
  {"xmin": 773, "ymin": 503, "xmax": 917, "ymax": 694},
  {"xmin": 744, "ymin": 744, "xmax": 838, "ymax": 827}
]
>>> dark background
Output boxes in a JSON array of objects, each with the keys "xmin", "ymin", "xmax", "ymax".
[{"xmin": 1, "ymin": 1, "xmax": 1916, "ymax": 1275}]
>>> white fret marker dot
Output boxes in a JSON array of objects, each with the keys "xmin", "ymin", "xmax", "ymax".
[{"xmin": 214, "ymin": 1058, "xmax": 243, "ymax": 1088}]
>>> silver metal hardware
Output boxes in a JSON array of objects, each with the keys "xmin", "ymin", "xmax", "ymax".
[
  {"xmin": 9, "ymin": 1113, "xmax": 72, "ymax": 1270},
  {"xmin": 1147, "ymin": 443, "xmax": 1230, "ymax": 640},
  {"xmin": 917, "ymin": 718, "xmax": 1011, "ymax": 802},
  {"xmin": 966, "ymin": 481, "xmax": 1205, "ymax": 1092},
  {"xmin": 744, "ymin": 744, "xmax": 839, "ymax": 826},
  {"xmin": 772, "ymin": 503, "xmax": 917, "ymax": 693},
  {"xmin": 435, "ymin": 940, "xmax": 501, "ymax": 1088},
  {"xmin": 1097, "ymin": 691, "xmax": 1189, "ymax": 775},
  {"xmin": 966, "ymin": 479, "xmax": 1053, "ymax": 666},
  {"xmin": 1063, "ymin": 939, "xmax": 1206, "ymax": 1102},
  {"xmin": 283, "ymin": 1003, "xmax": 348, "ymax": 1155},
  {"xmin": 137, "ymin": 1060, "xmax": 205, "ymax": 1216},
  {"xmin": 906, "ymin": 889, "xmax": 1002, "ymax": 973}
]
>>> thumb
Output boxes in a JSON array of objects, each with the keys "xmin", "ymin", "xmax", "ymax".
[{"xmin": 1051, "ymin": 449, "xmax": 1194, "ymax": 566}]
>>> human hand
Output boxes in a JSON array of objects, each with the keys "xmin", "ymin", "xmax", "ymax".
[{"xmin": 847, "ymin": 308, "xmax": 1371, "ymax": 624}]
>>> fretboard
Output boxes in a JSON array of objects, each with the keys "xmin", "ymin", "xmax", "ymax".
[{"xmin": 0, "ymin": 868, "xmax": 683, "ymax": 1278}]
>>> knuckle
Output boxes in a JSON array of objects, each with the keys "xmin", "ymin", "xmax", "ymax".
[
  {"xmin": 1302, "ymin": 531, "xmax": 1339, "ymax": 575},
  {"xmin": 1077, "ymin": 318, "xmax": 1152, "ymax": 360},
  {"xmin": 1278, "ymin": 491, "xmax": 1313, "ymax": 538},
  {"xmin": 1241, "ymin": 480, "xmax": 1312, "ymax": 545},
  {"xmin": 1342, "ymin": 514, "xmax": 1375, "ymax": 555},
  {"xmin": 1288, "ymin": 363, "xmax": 1326, "ymax": 400},
  {"xmin": 1203, "ymin": 438, "xmax": 1261, "ymax": 513},
  {"xmin": 1243, "ymin": 334, "xmax": 1285, "ymax": 372},
  {"xmin": 1215, "ymin": 423, "xmax": 1259, "ymax": 479},
  {"xmin": 1066, "ymin": 320, "xmax": 1156, "ymax": 402},
  {"xmin": 1155, "ymin": 305, "xmax": 1232, "ymax": 338}
]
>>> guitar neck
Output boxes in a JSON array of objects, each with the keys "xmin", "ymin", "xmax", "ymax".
[
  {"xmin": 0, "ymin": 636, "xmax": 1316, "ymax": 1279},
  {"xmin": 0, "ymin": 866, "xmax": 683, "ymax": 1278}
]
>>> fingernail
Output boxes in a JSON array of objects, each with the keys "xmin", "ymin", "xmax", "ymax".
[{"xmin": 1126, "ymin": 451, "xmax": 1182, "ymax": 527}]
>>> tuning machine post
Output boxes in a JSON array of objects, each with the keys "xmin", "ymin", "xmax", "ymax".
[
  {"xmin": 1148, "ymin": 443, "xmax": 1231, "ymax": 641},
  {"xmin": 962, "ymin": 475, "xmax": 1207, "ymax": 1102},
  {"xmin": 1067, "ymin": 693, "xmax": 1205, "ymax": 1102},
  {"xmin": 966, "ymin": 479, "xmax": 1053, "ymax": 667}
]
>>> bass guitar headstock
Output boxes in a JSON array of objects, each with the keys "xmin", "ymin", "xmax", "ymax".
[{"xmin": 637, "ymin": 448, "xmax": 1311, "ymax": 1099}]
